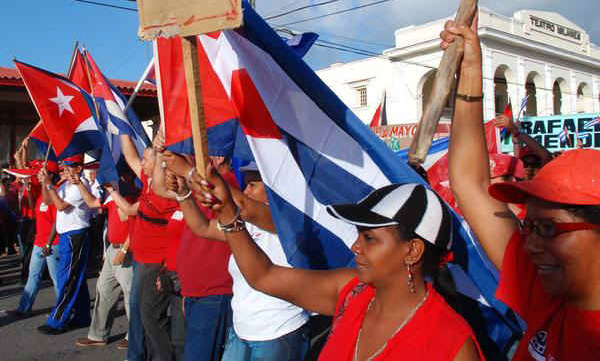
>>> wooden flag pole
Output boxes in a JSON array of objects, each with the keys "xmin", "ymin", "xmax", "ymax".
[
  {"xmin": 181, "ymin": 36, "xmax": 210, "ymax": 178},
  {"xmin": 407, "ymin": 0, "xmax": 478, "ymax": 165}
]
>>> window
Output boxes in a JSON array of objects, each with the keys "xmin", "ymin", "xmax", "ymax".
[{"xmin": 357, "ymin": 86, "xmax": 367, "ymax": 107}]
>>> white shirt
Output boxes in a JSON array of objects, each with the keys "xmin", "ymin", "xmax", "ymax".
[
  {"xmin": 56, "ymin": 177, "xmax": 92, "ymax": 234},
  {"xmin": 228, "ymin": 223, "xmax": 309, "ymax": 341}
]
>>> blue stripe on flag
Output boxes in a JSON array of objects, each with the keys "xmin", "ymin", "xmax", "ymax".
[
  {"xmin": 281, "ymin": 130, "xmax": 373, "ymax": 205},
  {"xmin": 266, "ymin": 189, "xmax": 356, "ymax": 269}
]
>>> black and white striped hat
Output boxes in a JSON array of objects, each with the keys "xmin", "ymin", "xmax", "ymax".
[{"xmin": 326, "ymin": 184, "xmax": 453, "ymax": 249}]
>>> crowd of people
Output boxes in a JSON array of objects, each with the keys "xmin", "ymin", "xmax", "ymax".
[{"xmin": 0, "ymin": 17, "xmax": 598, "ymax": 361}]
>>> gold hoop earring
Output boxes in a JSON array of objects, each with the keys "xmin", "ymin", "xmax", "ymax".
[{"xmin": 406, "ymin": 263, "xmax": 416, "ymax": 294}]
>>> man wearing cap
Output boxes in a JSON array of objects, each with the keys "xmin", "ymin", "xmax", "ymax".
[
  {"xmin": 121, "ymin": 133, "xmax": 179, "ymax": 361},
  {"xmin": 37, "ymin": 154, "xmax": 93, "ymax": 334},
  {"xmin": 14, "ymin": 160, "xmax": 61, "ymax": 316}
]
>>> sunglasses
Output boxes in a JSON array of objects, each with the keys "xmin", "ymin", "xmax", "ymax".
[{"xmin": 519, "ymin": 218, "xmax": 600, "ymax": 238}]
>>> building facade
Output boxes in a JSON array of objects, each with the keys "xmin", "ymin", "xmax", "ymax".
[{"xmin": 317, "ymin": 8, "xmax": 600, "ymax": 136}]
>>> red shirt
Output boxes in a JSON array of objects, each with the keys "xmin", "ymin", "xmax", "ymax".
[
  {"xmin": 103, "ymin": 197, "xmax": 134, "ymax": 246},
  {"xmin": 496, "ymin": 232, "xmax": 600, "ymax": 361},
  {"xmin": 131, "ymin": 174, "xmax": 179, "ymax": 264},
  {"xmin": 176, "ymin": 170, "xmax": 239, "ymax": 298},
  {"xmin": 19, "ymin": 184, "xmax": 40, "ymax": 220},
  {"xmin": 176, "ymin": 224, "xmax": 233, "ymax": 298},
  {"xmin": 319, "ymin": 278, "xmax": 483, "ymax": 361},
  {"xmin": 33, "ymin": 197, "xmax": 58, "ymax": 247},
  {"xmin": 165, "ymin": 209, "xmax": 185, "ymax": 271}
]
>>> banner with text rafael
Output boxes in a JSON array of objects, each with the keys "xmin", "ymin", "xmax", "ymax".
[{"xmin": 501, "ymin": 113, "xmax": 600, "ymax": 152}]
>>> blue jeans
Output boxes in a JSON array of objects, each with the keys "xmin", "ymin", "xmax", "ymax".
[
  {"xmin": 127, "ymin": 261, "xmax": 146, "ymax": 361},
  {"xmin": 184, "ymin": 294, "xmax": 232, "ymax": 361},
  {"xmin": 17, "ymin": 245, "xmax": 60, "ymax": 312},
  {"xmin": 221, "ymin": 322, "xmax": 310, "ymax": 361}
]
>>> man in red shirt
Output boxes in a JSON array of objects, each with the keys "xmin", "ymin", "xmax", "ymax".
[
  {"xmin": 14, "ymin": 161, "xmax": 60, "ymax": 315},
  {"xmin": 120, "ymin": 133, "xmax": 179, "ymax": 361}
]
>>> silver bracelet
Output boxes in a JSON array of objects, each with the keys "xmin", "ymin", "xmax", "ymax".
[
  {"xmin": 175, "ymin": 190, "xmax": 193, "ymax": 202},
  {"xmin": 216, "ymin": 207, "xmax": 246, "ymax": 233}
]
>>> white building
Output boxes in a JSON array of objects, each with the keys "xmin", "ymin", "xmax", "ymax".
[{"xmin": 317, "ymin": 8, "xmax": 600, "ymax": 126}]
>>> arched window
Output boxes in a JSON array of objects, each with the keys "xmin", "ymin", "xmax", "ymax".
[
  {"xmin": 525, "ymin": 72, "xmax": 541, "ymax": 116},
  {"xmin": 553, "ymin": 78, "xmax": 567, "ymax": 115},
  {"xmin": 494, "ymin": 65, "xmax": 511, "ymax": 114},
  {"xmin": 420, "ymin": 70, "xmax": 455, "ymax": 121},
  {"xmin": 576, "ymin": 82, "xmax": 593, "ymax": 113}
]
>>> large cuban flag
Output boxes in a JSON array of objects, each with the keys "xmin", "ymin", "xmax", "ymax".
[
  {"xmin": 15, "ymin": 60, "xmax": 104, "ymax": 160},
  {"xmin": 191, "ymin": 1, "xmax": 523, "ymax": 351}
]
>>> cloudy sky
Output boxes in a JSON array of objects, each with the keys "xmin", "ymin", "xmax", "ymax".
[{"xmin": 1, "ymin": 0, "xmax": 598, "ymax": 81}]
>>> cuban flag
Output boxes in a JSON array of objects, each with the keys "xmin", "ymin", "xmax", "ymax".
[
  {"xmin": 154, "ymin": 35, "xmax": 251, "ymax": 160},
  {"xmin": 68, "ymin": 49, "xmax": 92, "ymax": 93},
  {"xmin": 517, "ymin": 94, "xmax": 529, "ymax": 120},
  {"xmin": 584, "ymin": 116, "xmax": 600, "ymax": 131},
  {"xmin": 497, "ymin": 101, "xmax": 513, "ymax": 141},
  {"xmin": 369, "ymin": 90, "xmax": 388, "ymax": 128},
  {"xmin": 83, "ymin": 49, "xmax": 150, "ymax": 146},
  {"xmin": 28, "ymin": 120, "xmax": 58, "ymax": 161},
  {"xmin": 15, "ymin": 60, "xmax": 104, "ymax": 160},
  {"xmin": 284, "ymin": 32, "xmax": 319, "ymax": 58},
  {"xmin": 194, "ymin": 1, "xmax": 522, "ymax": 349},
  {"xmin": 559, "ymin": 125, "xmax": 571, "ymax": 147}
]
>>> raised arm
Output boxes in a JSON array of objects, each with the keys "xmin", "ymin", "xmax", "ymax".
[
  {"xmin": 151, "ymin": 152, "xmax": 177, "ymax": 200},
  {"xmin": 120, "ymin": 135, "xmax": 143, "ymax": 179},
  {"xmin": 105, "ymin": 184, "xmax": 139, "ymax": 217},
  {"xmin": 71, "ymin": 174, "xmax": 101, "ymax": 209},
  {"xmin": 38, "ymin": 168, "xmax": 71, "ymax": 211},
  {"xmin": 202, "ymin": 165, "xmax": 356, "ymax": 316},
  {"xmin": 444, "ymin": 19, "xmax": 517, "ymax": 269},
  {"xmin": 167, "ymin": 174, "xmax": 225, "ymax": 241}
]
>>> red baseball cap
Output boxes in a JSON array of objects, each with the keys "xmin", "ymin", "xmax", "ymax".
[
  {"xmin": 63, "ymin": 154, "xmax": 84, "ymax": 166},
  {"xmin": 489, "ymin": 149, "xmax": 600, "ymax": 205},
  {"xmin": 489, "ymin": 154, "xmax": 525, "ymax": 179}
]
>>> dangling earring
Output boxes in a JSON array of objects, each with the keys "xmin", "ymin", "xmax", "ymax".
[{"xmin": 406, "ymin": 263, "xmax": 416, "ymax": 293}]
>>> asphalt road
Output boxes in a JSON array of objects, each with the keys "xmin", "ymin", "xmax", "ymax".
[{"xmin": 0, "ymin": 255, "xmax": 129, "ymax": 361}]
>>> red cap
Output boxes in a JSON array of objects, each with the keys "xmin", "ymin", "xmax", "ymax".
[
  {"xmin": 46, "ymin": 160, "xmax": 59, "ymax": 173},
  {"xmin": 63, "ymin": 154, "xmax": 84, "ymax": 166},
  {"xmin": 489, "ymin": 149, "xmax": 600, "ymax": 205},
  {"xmin": 84, "ymin": 162, "xmax": 100, "ymax": 170},
  {"xmin": 489, "ymin": 154, "xmax": 525, "ymax": 179}
]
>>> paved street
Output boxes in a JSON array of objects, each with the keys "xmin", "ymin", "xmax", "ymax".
[{"xmin": 0, "ymin": 255, "xmax": 128, "ymax": 361}]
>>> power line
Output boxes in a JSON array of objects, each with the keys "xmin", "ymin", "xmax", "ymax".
[
  {"xmin": 281, "ymin": 26, "xmax": 394, "ymax": 48},
  {"xmin": 276, "ymin": 0, "xmax": 398, "ymax": 27},
  {"xmin": 265, "ymin": 0, "xmax": 342, "ymax": 21},
  {"xmin": 73, "ymin": 0, "xmax": 137, "ymax": 12}
]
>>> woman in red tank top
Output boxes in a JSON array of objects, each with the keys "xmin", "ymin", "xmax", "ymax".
[{"xmin": 194, "ymin": 170, "xmax": 484, "ymax": 360}]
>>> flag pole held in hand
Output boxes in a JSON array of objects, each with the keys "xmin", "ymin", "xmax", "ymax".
[
  {"xmin": 134, "ymin": 0, "xmax": 242, "ymax": 178},
  {"xmin": 408, "ymin": 0, "xmax": 478, "ymax": 165}
]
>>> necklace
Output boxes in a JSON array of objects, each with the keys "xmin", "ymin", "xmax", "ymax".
[{"xmin": 353, "ymin": 290, "xmax": 429, "ymax": 361}]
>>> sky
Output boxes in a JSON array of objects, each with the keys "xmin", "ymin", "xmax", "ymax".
[{"xmin": 1, "ymin": 0, "xmax": 599, "ymax": 82}]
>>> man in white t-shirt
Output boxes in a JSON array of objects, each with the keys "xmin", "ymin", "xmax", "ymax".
[{"xmin": 37, "ymin": 154, "xmax": 93, "ymax": 334}]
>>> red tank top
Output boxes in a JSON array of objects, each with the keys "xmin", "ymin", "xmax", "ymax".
[{"xmin": 319, "ymin": 278, "xmax": 484, "ymax": 361}]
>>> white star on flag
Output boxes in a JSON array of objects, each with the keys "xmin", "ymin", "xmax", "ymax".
[{"xmin": 49, "ymin": 87, "xmax": 75, "ymax": 116}]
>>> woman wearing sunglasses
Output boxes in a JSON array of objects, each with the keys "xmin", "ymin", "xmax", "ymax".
[{"xmin": 443, "ymin": 18, "xmax": 600, "ymax": 361}]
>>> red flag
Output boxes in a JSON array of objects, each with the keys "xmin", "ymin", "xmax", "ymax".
[
  {"xmin": 369, "ymin": 91, "xmax": 387, "ymax": 127},
  {"xmin": 68, "ymin": 50, "xmax": 92, "ymax": 93},
  {"xmin": 154, "ymin": 36, "xmax": 237, "ymax": 152},
  {"xmin": 15, "ymin": 60, "xmax": 102, "ymax": 159}
]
